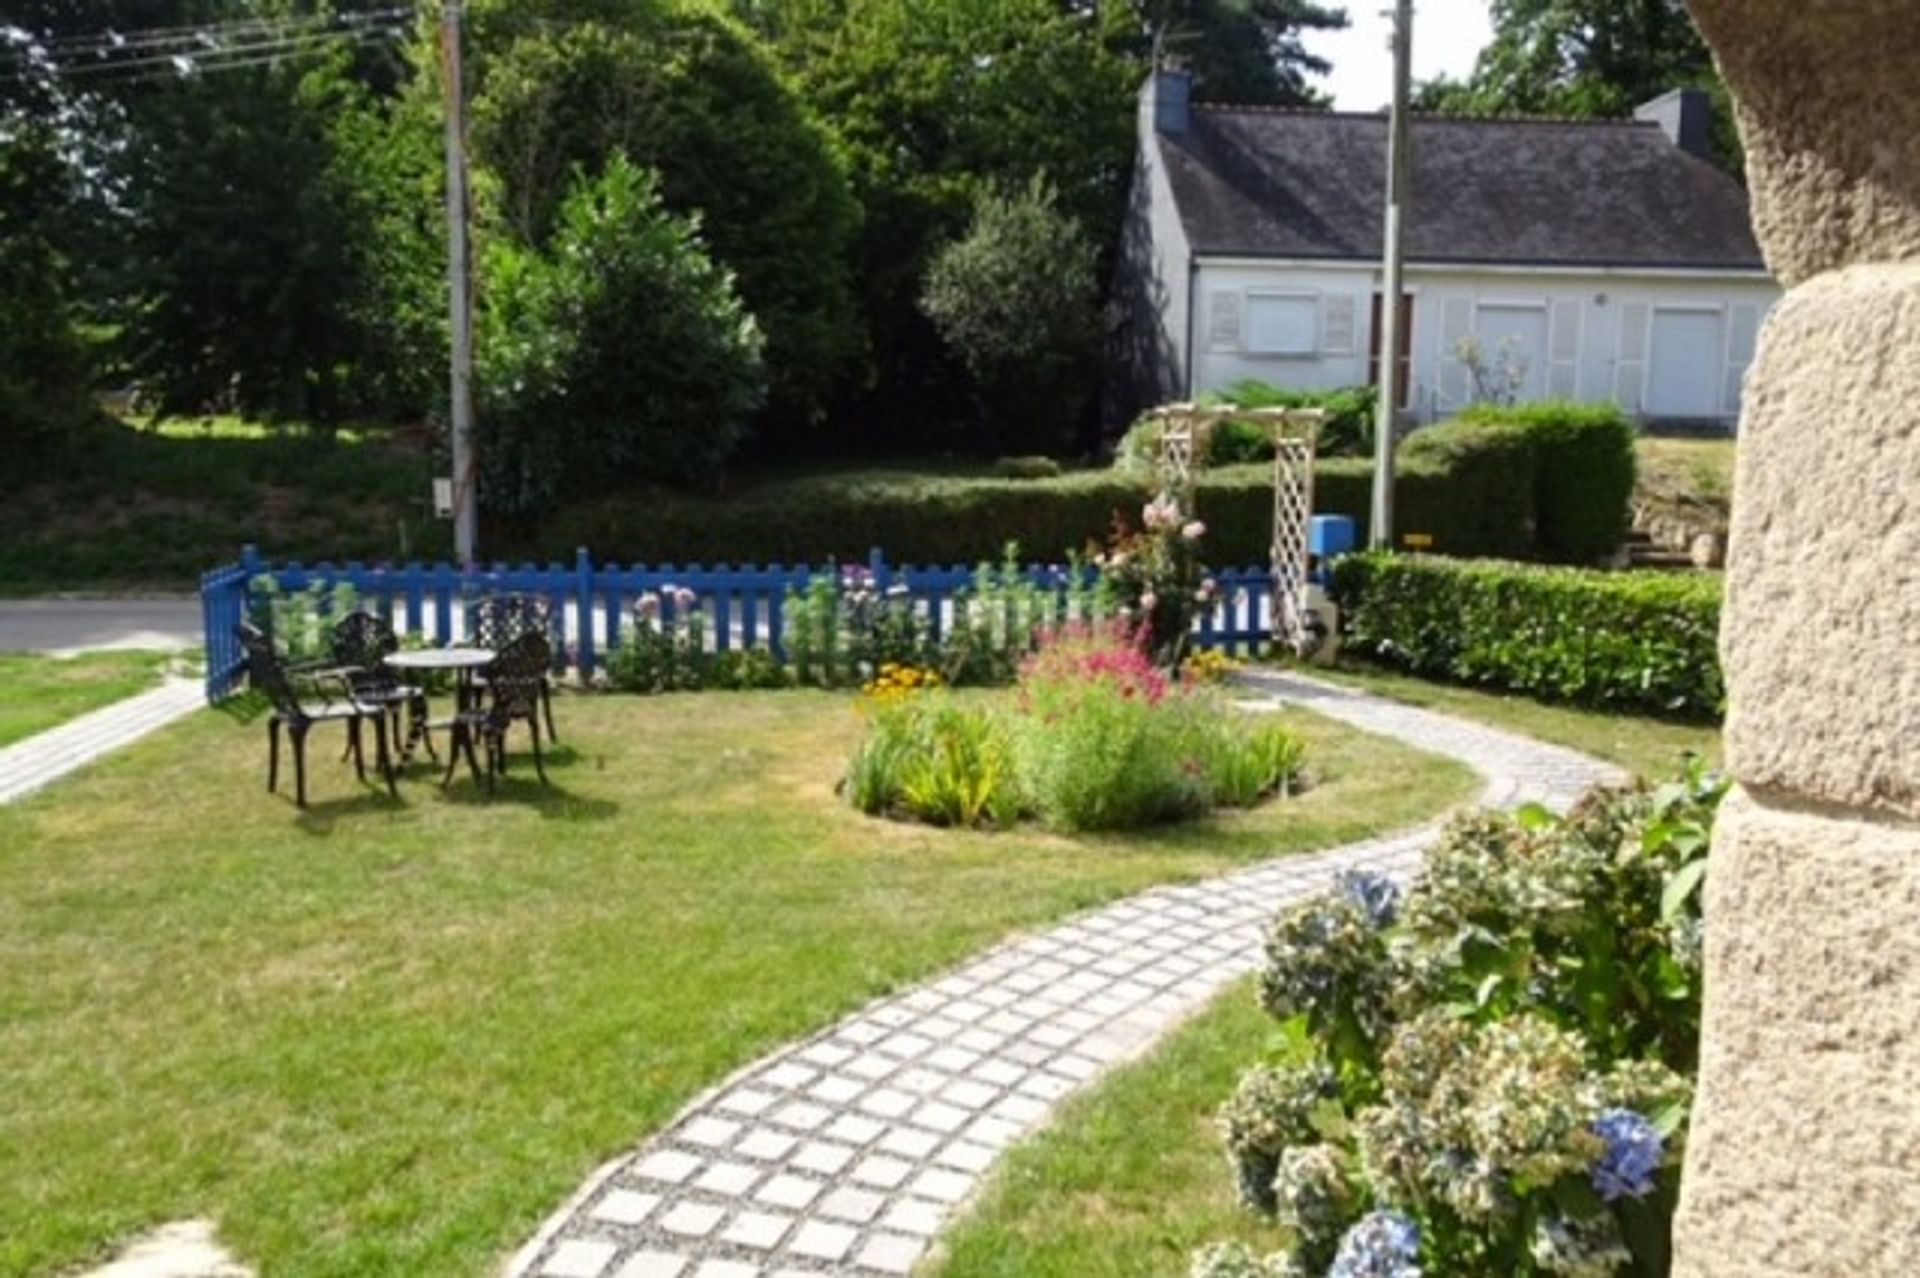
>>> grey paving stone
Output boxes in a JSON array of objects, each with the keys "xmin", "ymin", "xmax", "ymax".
[{"xmin": 507, "ymin": 671, "xmax": 1622, "ymax": 1278}]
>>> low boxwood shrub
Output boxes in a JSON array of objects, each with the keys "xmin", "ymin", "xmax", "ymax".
[
  {"xmin": 1195, "ymin": 764, "xmax": 1726, "ymax": 1278},
  {"xmin": 1331, "ymin": 552, "xmax": 1723, "ymax": 719},
  {"xmin": 1116, "ymin": 382, "xmax": 1379, "ymax": 465},
  {"xmin": 1452, "ymin": 401, "xmax": 1638, "ymax": 563}
]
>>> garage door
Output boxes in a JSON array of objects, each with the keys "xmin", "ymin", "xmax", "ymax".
[
  {"xmin": 1647, "ymin": 309, "xmax": 1725, "ymax": 418},
  {"xmin": 1474, "ymin": 303, "xmax": 1549, "ymax": 402}
]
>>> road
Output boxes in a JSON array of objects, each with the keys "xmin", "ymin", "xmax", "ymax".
[{"xmin": 0, "ymin": 598, "xmax": 201, "ymax": 655}]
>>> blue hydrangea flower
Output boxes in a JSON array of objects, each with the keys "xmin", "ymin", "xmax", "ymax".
[
  {"xmin": 1590, "ymin": 1108, "xmax": 1664, "ymax": 1201},
  {"xmin": 1337, "ymin": 870, "xmax": 1402, "ymax": 928},
  {"xmin": 1329, "ymin": 1209, "xmax": 1422, "ymax": 1278}
]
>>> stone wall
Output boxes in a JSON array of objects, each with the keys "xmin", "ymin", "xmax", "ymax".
[{"xmin": 1672, "ymin": 3, "xmax": 1920, "ymax": 1273}]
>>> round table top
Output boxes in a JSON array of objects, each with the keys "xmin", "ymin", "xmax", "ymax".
[{"xmin": 385, "ymin": 647, "xmax": 494, "ymax": 670}]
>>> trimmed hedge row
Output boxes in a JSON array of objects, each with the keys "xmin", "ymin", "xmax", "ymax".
[
  {"xmin": 536, "ymin": 432, "xmax": 1540, "ymax": 568},
  {"xmin": 1449, "ymin": 400, "xmax": 1638, "ymax": 563},
  {"xmin": 1331, "ymin": 551, "xmax": 1724, "ymax": 719}
]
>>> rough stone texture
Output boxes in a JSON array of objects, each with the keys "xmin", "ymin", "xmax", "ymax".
[
  {"xmin": 1675, "ymin": 4, "xmax": 1920, "ymax": 1272},
  {"xmin": 1674, "ymin": 791, "xmax": 1920, "ymax": 1274},
  {"xmin": 1718, "ymin": 266, "xmax": 1920, "ymax": 821},
  {"xmin": 504, "ymin": 673, "xmax": 1620, "ymax": 1278},
  {"xmin": 1689, "ymin": 0, "xmax": 1920, "ymax": 286}
]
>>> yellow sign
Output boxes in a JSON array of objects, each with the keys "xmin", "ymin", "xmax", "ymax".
[{"xmin": 1402, "ymin": 532, "xmax": 1434, "ymax": 549}]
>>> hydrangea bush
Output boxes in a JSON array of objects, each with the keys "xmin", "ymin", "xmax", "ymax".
[{"xmin": 1198, "ymin": 764, "xmax": 1725, "ymax": 1277}]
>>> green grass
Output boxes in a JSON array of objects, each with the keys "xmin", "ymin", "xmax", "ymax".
[
  {"xmin": 0, "ymin": 416, "xmax": 442, "ymax": 592},
  {"xmin": 0, "ymin": 651, "xmax": 172, "ymax": 746},
  {"xmin": 928, "ymin": 978, "xmax": 1287, "ymax": 1278},
  {"xmin": 1636, "ymin": 436, "xmax": 1736, "ymax": 515},
  {"xmin": 0, "ymin": 690, "xmax": 1475, "ymax": 1278},
  {"xmin": 1300, "ymin": 660, "xmax": 1721, "ymax": 778}
]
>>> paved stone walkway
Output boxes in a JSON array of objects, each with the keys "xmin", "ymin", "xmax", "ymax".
[
  {"xmin": 0, "ymin": 678, "xmax": 203, "ymax": 805},
  {"xmin": 506, "ymin": 672, "xmax": 1625, "ymax": 1278}
]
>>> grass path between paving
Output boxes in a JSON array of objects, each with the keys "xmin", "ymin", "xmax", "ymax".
[
  {"xmin": 0, "ymin": 690, "xmax": 1473, "ymax": 1278},
  {"xmin": 0, "ymin": 650, "xmax": 172, "ymax": 747}
]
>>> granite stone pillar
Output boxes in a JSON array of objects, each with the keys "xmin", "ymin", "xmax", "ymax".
[{"xmin": 1673, "ymin": 3, "xmax": 1920, "ymax": 1272}]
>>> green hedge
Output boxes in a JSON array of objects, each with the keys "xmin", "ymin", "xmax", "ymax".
[
  {"xmin": 535, "ymin": 438, "xmax": 1536, "ymax": 568},
  {"xmin": 1330, "ymin": 551, "xmax": 1724, "ymax": 719},
  {"xmin": 1450, "ymin": 400, "xmax": 1637, "ymax": 563}
]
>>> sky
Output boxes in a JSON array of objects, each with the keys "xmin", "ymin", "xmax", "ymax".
[{"xmin": 1305, "ymin": 0, "xmax": 1495, "ymax": 111}]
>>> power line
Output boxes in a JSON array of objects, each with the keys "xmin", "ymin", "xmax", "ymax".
[
  {"xmin": 1, "ymin": 22, "xmax": 409, "ymax": 86},
  {"xmin": 3, "ymin": 9, "xmax": 414, "ymax": 63}
]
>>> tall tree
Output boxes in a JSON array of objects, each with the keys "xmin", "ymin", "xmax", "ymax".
[
  {"xmin": 1136, "ymin": 0, "xmax": 1348, "ymax": 105},
  {"xmin": 1417, "ymin": 0, "xmax": 1741, "ymax": 172}
]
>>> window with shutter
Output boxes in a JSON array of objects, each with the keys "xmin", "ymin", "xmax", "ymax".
[
  {"xmin": 1723, "ymin": 302, "xmax": 1762, "ymax": 415},
  {"xmin": 1245, "ymin": 292, "xmax": 1321, "ymax": 355},
  {"xmin": 1549, "ymin": 299, "xmax": 1582, "ymax": 398},
  {"xmin": 1208, "ymin": 291, "xmax": 1243, "ymax": 350},
  {"xmin": 1321, "ymin": 293, "xmax": 1357, "ymax": 355},
  {"xmin": 1437, "ymin": 296, "xmax": 1473, "ymax": 407}
]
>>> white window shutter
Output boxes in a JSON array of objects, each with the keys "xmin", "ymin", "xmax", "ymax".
[
  {"xmin": 1548, "ymin": 299, "xmax": 1582, "ymax": 399},
  {"xmin": 1208, "ymin": 292, "xmax": 1243, "ymax": 350},
  {"xmin": 1438, "ymin": 297, "xmax": 1473, "ymax": 407},
  {"xmin": 1613, "ymin": 301, "xmax": 1650, "ymax": 412},
  {"xmin": 1723, "ymin": 302, "xmax": 1761, "ymax": 415},
  {"xmin": 1321, "ymin": 294, "xmax": 1357, "ymax": 355}
]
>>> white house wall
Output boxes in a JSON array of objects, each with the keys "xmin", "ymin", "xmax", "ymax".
[{"xmin": 1190, "ymin": 260, "xmax": 1780, "ymax": 426}]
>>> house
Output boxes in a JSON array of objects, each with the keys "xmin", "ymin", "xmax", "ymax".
[{"xmin": 1108, "ymin": 70, "xmax": 1779, "ymax": 432}]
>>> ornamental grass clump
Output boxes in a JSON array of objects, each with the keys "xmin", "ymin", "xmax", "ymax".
[{"xmin": 1198, "ymin": 763, "xmax": 1726, "ymax": 1277}]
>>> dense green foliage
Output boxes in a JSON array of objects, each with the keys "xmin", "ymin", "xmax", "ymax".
[
  {"xmin": 1331, "ymin": 552, "xmax": 1724, "ymax": 719},
  {"xmin": 0, "ymin": 125, "xmax": 94, "ymax": 464},
  {"xmin": 1454, "ymin": 400, "xmax": 1638, "ymax": 564},
  {"xmin": 922, "ymin": 176, "xmax": 1101, "ymax": 454},
  {"xmin": 1200, "ymin": 767, "xmax": 1723, "ymax": 1276},
  {"xmin": 1116, "ymin": 382, "xmax": 1379, "ymax": 467},
  {"xmin": 846, "ymin": 630, "xmax": 1306, "ymax": 832},
  {"xmin": 1417, "ymin": 0, "xmax": 1740, "ymax": 174},
  {"xmin": 470, "ymin": 6, "xmax": 860, "ymax": 425},
  {"xmin": 1131, "ymin": 0, "xmax": 1350, "ymax": 105},
  {"xmin": 477, "ymin": 157, "xmax": 765, "ymax": 513}
]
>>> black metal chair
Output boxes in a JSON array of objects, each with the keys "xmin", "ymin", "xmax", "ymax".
[
  {"xmin": 238, "ymin": 622, "xmax": 396, "ymax": 807},
  {"xmin": 438, "ymin": 631, "xmax": 552, "ymax": 797},
  {"xmin": 330, "ymin": 611, "xmax": 435, "ymax": 762},
  {"xmin": 470, "ymin": 593, "xmax": 560, "ymax": 740}
]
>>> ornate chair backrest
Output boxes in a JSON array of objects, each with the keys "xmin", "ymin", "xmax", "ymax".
[
  {"xmin": 238, "ymin": 622, "xmax": 306, "ymax": 721},
  {"xmin": 483, "ymin": 631, "xmax": 551, "ymax": 726},
  {"xmin": 331, "ymin": 612, "xmax": 400, "ymax": 694},
  {"xmin": 471, "ymin": 594, "xmax": 555, "ymax": 656}
]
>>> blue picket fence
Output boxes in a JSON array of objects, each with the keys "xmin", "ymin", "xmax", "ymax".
[{"xmin": 200, "ymin": 545, "xmax": 1276, "ymax": 702}]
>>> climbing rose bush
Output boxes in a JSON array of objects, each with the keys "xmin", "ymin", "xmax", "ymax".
[
  {"xmin": 1093, "ymin": 495, "xmax": 1221, "ymax": 669},
  {"xmin": 1197, "ymin": 763, "xmax": 1725, "ymax": 1277}
]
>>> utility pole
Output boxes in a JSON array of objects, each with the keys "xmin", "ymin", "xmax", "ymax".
[
  {"xmin": 1371, "ymin": 0, "xmax": 1413, "ymax": 550},
  {"xmin": 440, "ymin": 0, "xmax": 477, "ymax": 565}
]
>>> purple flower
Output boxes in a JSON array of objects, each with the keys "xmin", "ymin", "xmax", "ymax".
[
  {"xmin": 1591, "ymin": 1108, "xmax": 1664, "ymax": 1201},
  {"xmin": 1337, "ymin": 869, "xmax": 1402, "ymax": 928},
  {"xmin": 1330, "ymin": 1210, "xmax": 1421, "ymax": 1278}
]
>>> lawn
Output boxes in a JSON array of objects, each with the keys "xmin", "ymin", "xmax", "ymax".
[
  {"xmin": 928, "ymin": 978, "xmax": 1285, "ymax": 1278},
  {"xmin": 1635, "ymin": 435, "xmax": 1735, "ymax": 520},
  {"xmin": 0, "ymin": 650, "xmax": 172, "ymax": 746},
  {"xmin": 0, "ymin": 690, "xmax": 1475, "ymax": 1278},
  {"xmin": 1297, "ymin": 660, "xmax": 1721, "ymax": 778}
]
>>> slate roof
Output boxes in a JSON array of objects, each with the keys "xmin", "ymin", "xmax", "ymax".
[{"xmin": 1159, "ymin": 106, "xmax": 1766, "ymax": 271}]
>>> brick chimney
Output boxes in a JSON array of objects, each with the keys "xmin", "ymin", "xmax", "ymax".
[{"xmin": 1635, "ymin": 87, "xmax": 1714, "ymax": 159}]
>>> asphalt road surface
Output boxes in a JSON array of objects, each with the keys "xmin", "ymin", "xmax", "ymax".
[{"xmin": 0, "ymin": 599, "xmax": 201, "ymax": 655}]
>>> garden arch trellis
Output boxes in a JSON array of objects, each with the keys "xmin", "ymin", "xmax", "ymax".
[{"xmin": 1144, "ymin": 402, "xmax": 1326, "ymax": 655}]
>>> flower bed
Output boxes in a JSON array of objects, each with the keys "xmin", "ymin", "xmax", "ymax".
[
  {"xmin": 1193, "ymin": 764, "xmax": 1725, "ymax": 1277},
  {"xmin": 844, "ymin": 626, "xmax": 1305, "ymax": 833}
]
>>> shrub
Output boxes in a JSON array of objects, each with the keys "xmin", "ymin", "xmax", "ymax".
[
  {"xmin": 1395, "ymin": 419, "xmax": 1539, "ymax": 556},
  {"xmin": 247, "ymin": 576, "xmax": 360, "ymax": 663},
  {"xmin": 1198, "ymin": 765, "xmax": 1726, "ymax": 1277},
  {"xmin": 843, "ymin": 627, "xmax": 1308, "ymax": 833},
  {"xmin": 1093, "ymin": 494, "xmax": 1221, "ymax": 669},
  {"xmin": 992, "ymin": 455, "xmax": 1064, "ymax": 480},
  {"xmin": 1332, "ymin": 552, "xmax": 1724, "ymax": 719},
  {"xmin": 471, "ymin": 10, "xmax": 861, "ymax": 424},
  {"xmin": 605, "ymin": 586, "xmax": 708, "ymax": 693},
  {"xmin": 1015, "ymin": 629, "xmax": 1210, "ymax": 831},
  {"xmin": 477, "ymin": 156, "xmax": 765, "ymax": 516},
  {"xmin": 1117, "ymin": 383, "xmax": 1379, "ymax": 468},
  {"xmin": 921, "ymin": 175, "xmax": 1101, "ymax": 454},
  {"xmin": 1452, "ymin": 401, "xmax": 1638, "ymax": 563}
]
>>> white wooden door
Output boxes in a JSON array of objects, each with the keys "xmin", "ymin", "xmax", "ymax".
[
  {"xmin": 1475, "ymin": 302, "xmax": 1549, "ymax": 402},
  {"xmin": 1647, "ymin": 308, "xmax": 1725, "ymax": 418}
]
